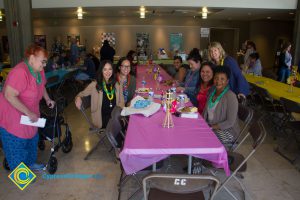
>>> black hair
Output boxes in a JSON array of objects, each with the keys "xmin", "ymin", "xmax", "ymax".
[
  {"xmin": 116, "ymin": 57, "xmax": 131, "ymax": 73},
  {"xmin": 173, "ymin": 56, "xmax": 183, "ymax": 63},
  {"xmin": 187, "ymin": 48, "xmax": 202, "ymax": 63},
  {"xmin": 214, "ymin": 65, "xmax": 231, "ymax": 80},
  {"xmin": 247, "ymin": 41, "xmax": 256, "ymax": 51},
  {"xmin": 96, "ymin": 60, "xmax": 116, "ymax": 91},
  {"xmin": 249, "ymin": 52, "xmax": 260, "ymax": 60},
  {"xmin": 198, "ymin": 61, "xmax": 215, "ymax": 86}
]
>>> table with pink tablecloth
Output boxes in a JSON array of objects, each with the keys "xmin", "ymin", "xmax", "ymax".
[{"xmin": 119, "ymin": 65, "xmax": 230, "ymax": 176}]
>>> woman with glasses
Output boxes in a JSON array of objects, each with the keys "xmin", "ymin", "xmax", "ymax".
[
  {"xmin": 116, "ymin": 57, "xmax": 136, "ymax": 106},
  {"xmin": 0, "ymin": 44, "xmax": 55, "ymax": 171}
]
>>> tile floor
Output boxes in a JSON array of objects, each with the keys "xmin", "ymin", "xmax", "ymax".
[{"xmin": 0, "ymin": 103, "xmax": 300, "ymax": 200}]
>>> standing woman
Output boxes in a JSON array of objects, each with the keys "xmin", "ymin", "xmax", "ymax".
[
  {"xmin": 208, "ymin": 42, "xmax": 250, "ymax": 98},
  {"xmin": 278, "ymin": 42, "xmax": 292, "ymax": 83},
  {"xmin": 0, "ymin": 44, "xmax": 55, "ymax": 171},
  {"xmin": 196, "ymin": 62, "xmax": 214, "ymax": 115},
  {"xmin": 116, "ymin": 57, "xmax": 136, "ymax": 106},
  {"xmin": 75, "ymin": 60, "xmax": 124, "ymax": 129},
  {"xmin": 177, "ymin": 48, "xmax": 202, "ymax": 102},
  {"xmin": 203, "ymin": 66, "xmax": 240, "ymax": 147}
]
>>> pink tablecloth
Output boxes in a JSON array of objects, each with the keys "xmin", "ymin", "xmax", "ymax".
[{"xmin": 119, "ymin": 65, "xmax": 230, "ymax": 176}]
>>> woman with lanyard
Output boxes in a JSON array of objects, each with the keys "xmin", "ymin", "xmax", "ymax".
[
  {"xmin": 0, "ymin": 44, "xmax": 55, "ymax": 171},
  {"xmin": 116, "ymin": 57, "xmax": 136, "ymax": 106},
  {"xmin": 75, "ymin": 60, "xmax": 124, "ymax": 130},
  {"xmin": 203, "ymin": 66, "xmax": 240, "ymax": 148},
  {"xmin": 208, "ymin": 42, "xmax": 250, "ymax": 99},
  {"xmin": 177, "ymin": 48, "xmax": 202, "ymax": 105}
]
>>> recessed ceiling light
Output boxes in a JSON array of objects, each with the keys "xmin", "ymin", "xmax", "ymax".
[
  {"xmin": 202, "ymin": 7, "xmax": 208, "ymax": 13},
  {"xmin": 267, "ymin": 16, "xmax": 271, "ymax": 19},
  {"xmin": 289, "ymin": 12, "xmax": 294, "ymax": 15}
]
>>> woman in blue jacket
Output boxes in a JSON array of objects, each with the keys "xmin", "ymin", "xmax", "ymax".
[{"xmin": 208, "ymin": 42, "xmax": 250, "ymax": 98}]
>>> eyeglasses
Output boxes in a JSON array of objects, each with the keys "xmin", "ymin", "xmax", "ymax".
[{"xmin": 121, "ymin": 65, "xmax": 131, "ymax": 68}]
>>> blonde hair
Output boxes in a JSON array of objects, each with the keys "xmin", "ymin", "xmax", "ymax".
[{"xmin": 208, "ymin": 42, "xmax": 226, "ymax": 62}]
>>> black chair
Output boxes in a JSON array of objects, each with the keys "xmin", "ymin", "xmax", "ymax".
[
  {"xmin": 79, "ymin": 95, "xmax": 106, "ymax": 160},
  {"xmin": 143, "ymin": 173, "xmax": 220, "ymax": 200},
  {"xmin": 274, "ymin": 97, "xmax": 300, "ymax": 164},
  {"xmin": 229, "ymin": 104, "xmax": 253, "ymax": 152},
  {"xmin": 46, "ymin": 75, "xmax": 60, "ymax": 98},
  {"xmin": 212, "ymin": 121, "xmax": 267, "ymax": 200}
]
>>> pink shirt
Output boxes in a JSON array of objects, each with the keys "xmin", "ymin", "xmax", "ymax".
[{"xmin": 0, "ymin": 61, "xmax": 46, "ymax": 139}]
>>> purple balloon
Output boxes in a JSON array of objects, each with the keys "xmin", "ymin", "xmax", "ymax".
[
  {"xmin": 153, "ymin": 66, "xmax": 158, "ymax": 73},
  {"xmin": 157, "ymin": 75, "xmax": 163, "ymax": 83}
]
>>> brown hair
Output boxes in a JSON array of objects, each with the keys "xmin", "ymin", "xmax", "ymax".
[{"xmin": 24, "ymin": 44, "xmax": 48, "ymax": 59}]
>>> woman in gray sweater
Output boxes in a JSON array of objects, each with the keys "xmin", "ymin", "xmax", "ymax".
[{"xmin": 203, "ymin": 66, "xmax": 240, "ymax": 147}]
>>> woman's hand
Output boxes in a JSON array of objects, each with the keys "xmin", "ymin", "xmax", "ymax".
[
  {"xmin": 176, "ymin": 87, "xmax": 185, "ymax": 93},
  {"xmin": 26, "ymin": 111, "xmax": 39, "ymax": 122},
  {"xmin": 75, "ymin": 96, "xmax": 82, "ymax": 110},
  {"xmin": 46, "ymin": 99, "xmax": 55, "ymax": 109}
]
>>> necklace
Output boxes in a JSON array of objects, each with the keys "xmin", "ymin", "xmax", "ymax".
[
  {"xmin": 25, "ymin": 59, "xmax": 42, "ymax": 85},
  {"xmin": 208, "ymin": 86, "xmax": 229, "ymax": 109},
  {"xmin": 102, "ymin": 81, "xmax": 115, "ymax": 107},
  {"xmin": 220, "ymin": 58, "xmax": 224, "ymax": 66}
]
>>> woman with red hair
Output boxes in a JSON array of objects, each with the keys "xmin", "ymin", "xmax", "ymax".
[{"xmin": 0, "ymin": 44, "xmax": 55, "ymax": 171}]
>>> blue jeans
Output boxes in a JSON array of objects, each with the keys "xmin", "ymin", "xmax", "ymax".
[
  {"xmin": 0, "ymin": 127, "xmax": 39, "ymax": 170},
  {"xmin": 277, "ymin": 67, "xmax": 290, "ymax": 83}
]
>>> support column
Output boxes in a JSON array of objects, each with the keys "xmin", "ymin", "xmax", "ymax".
[
  {"xmin": 4, "ymin": 0, "xmax": 33, "ymax": 67},
  {"xmin": 293, "ymin": 0, "xmax": 300, "ymax": 65}
]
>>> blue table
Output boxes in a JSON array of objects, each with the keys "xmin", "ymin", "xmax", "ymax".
[{"xmin": 45, "ymin": 68, "xmax": 79, "ymax": 88}]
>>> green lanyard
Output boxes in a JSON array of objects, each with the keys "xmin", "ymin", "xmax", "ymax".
[{"xmin": 24, "ymin": 59, "xmax": 42, "ymax": 85}]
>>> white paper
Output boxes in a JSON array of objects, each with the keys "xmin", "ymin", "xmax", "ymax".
[
  {"xmin": 20, "ymin": 115, "xmax": 46, "ymax": 128},
  {"xmin": 181, "ymin": 113, "xmax": 198, "ymax": 119}
]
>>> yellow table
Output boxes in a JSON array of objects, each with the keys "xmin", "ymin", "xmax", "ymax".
[
  {"xmin": 0, "ymin": 68, "xmax": 12, "ymax": 80},
  {"xmin": 245, "ymin": 74, "xmax": 300, "ymax": 103}
]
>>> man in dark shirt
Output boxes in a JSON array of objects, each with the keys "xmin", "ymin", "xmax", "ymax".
[{"xmin": 100, "ymin": 40, "xmax": 115, "ymax": 62}]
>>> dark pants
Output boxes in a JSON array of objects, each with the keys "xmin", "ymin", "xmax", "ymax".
[{"xmin": 0, "ymin": 127, "xmax": 39, "ymax": 170}]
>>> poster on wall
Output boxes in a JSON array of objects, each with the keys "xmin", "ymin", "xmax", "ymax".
[
  {"xmin": 67, "ymin": 35, "xmax": 80, "ymax": 47},
  {"xmin": 34, "ymin": 35, "xmax": 47, "ymax": 49},
  {"xmin": 101, "ymin": 32, "xmax": 116, "ymax": 47},
  {"xmin": 136, "ymin": 33, "xmax": 149, "ymax": 56},
  {"xmin": 170, "ymin": 33, "xmax": 183, "ymax": 53}
]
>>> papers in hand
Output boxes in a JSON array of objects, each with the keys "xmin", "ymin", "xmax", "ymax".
[{"xmin": 20, "ymin": 115, "xmax": 46, "ymax": 128}]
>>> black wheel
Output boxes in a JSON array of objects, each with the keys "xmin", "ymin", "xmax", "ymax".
[
  {"xmin": 47, "ymin": 156, "xmax": 58, "ymax": 174},
  {"xmin": 62, "ymin": 132, "xmax": 73, "ymax": 153},
  {"xmin": 3, "ymin": 158, "xmax": 10, "ymax": 171},
  {"xmin": 38, "ymin": 140, "xmax": 46, "ymax": 151}
]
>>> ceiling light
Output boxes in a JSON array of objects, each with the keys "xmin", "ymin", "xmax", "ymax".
[
  {"xmin": 0, "ymin": 15, "xmax": 2, "ymax": 22},
  {"xmin": 140, "ymin": 12, "xmax": 145, "ymax": 19},
  {"xmin": 289, "ymin": 12, "xmax": 294, "ymax": 15},
  {"xmin": 140, "ymin": 6, "xmax": 145, "ymax": 12},
  {"xmin": 77, "ymin": 12, "xmax": 83, "ymax": 19},
  {"xmin": 202, "ymin": 7, "xmax": 208, "ymax": 13},
  {"xmin": 202, "ymin": 12, "xmax": 207, "ymax": 19},
  {"xmin": 267, "ymin": 16, "xmax": 271, "ymax": 19},
  {"xmin": 77, "ymin": 7, "xmax": 83, "ymax": 13}
]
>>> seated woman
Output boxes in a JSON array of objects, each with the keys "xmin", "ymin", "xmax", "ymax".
[
  {"xmin": 177, "ymin": 48, "xmax": 201, "ymax": 103},
  {"xmin": 172, "ymin": 56, "xmax": 189, "ymax": 83},
  {"xmin": 116, "ymin": 57, "xmax": 136, "ymax": 106},
  {"xmin": 75, "ymin": 60, "xmax": 124, "ymax": 130},
  {"xmin": 196, "ymin": 62, "xmax": 214, "ymax": 114},
  {"xmin": 45, "ymin": 53, "xmax": 59, "ymax": 72},
  {"xmin": 208, "ymin": 42, "xmax": 250, "ymax": 98},
  {"xmin": 203, "ymin": 66, "xmax": 240, "ymax": 147},
  {"xmin": 246, "ymin": 52, "xmax": 262, "ymax": 76}
]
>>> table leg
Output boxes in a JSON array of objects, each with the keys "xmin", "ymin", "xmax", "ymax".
[
  {"xmin": 152, "ymin": 162, "xmax": 157, "ymax": 172},
  {"xmin": 188, "ymin": 155, "xmax": 192, "ymax": 174}
]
